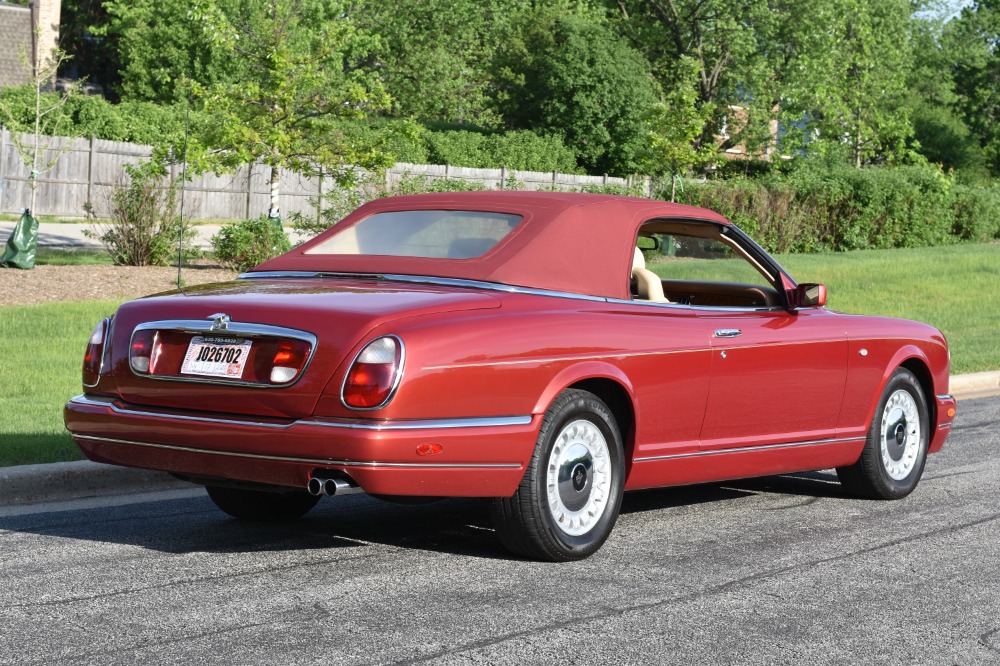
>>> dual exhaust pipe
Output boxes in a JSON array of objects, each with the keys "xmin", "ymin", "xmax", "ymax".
[{"xmin": 307, "ymin": 473, "xmax": 362, "ymax": 497}]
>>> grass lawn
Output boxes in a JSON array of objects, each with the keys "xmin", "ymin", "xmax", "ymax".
[
  {"xmin": 35, "ymin": 248, "xmax": 114, "ymax": 266},
  {"xmin": 0, "ymin": 300, "xmax": 121, "ymax": 467},
  {"xmin": 775, "ymin": 244, "xmax": 999, "ymax": 376},
  {"xmin": 649, "ymin": 243, "xmax": 999, "ymax": 376},
  {"xmin": 2, "ymin": 243, "xmax": 997, "ymax": 468}
]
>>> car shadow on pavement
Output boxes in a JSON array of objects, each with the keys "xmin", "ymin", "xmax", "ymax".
[{"xmin": 0, "ymin": 472, "xmax": 850, "ymax": 561}]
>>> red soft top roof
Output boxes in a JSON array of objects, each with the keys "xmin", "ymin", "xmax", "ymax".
[{"xmin": 254, "ymin": 191, "xmax": 731, "ymax": 299}]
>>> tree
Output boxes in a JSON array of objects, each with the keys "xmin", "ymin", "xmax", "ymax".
[
  {"xmin": 611, "ymin": 0, "xmax": 781, "ymax": 157},
  {"xmin": 351, "ymin": 0, "xmax": 517, "ymax": 127},
  {"xmin": 57, "ymin": 0, "xmax": 121, "ymax": 97},
  {"xmin": 96, "ymin": 0, "xmax": 235, "ymax": 105},
  {"xmin": 0, "ymin": 43, "xmax": 82, "ymax": 213},
  {"xmin": 778, "ymin": 0, "xmax": 915, "ymax": 167},
  {"xmin": 186, "ymin": 0, "xmax": 392, "ymax": 218},
  {"xmin": 493, "ymin": 8, "xmax": 660, "ymax": 175},
  {"xmin": 641, "ymin": 58, "xmax": 717, "ymax": 200},
  {"xmin": 906, "ymin": 3, "xmax": 986, "ymax": 174},
  {"xmin": 944, "ymin": 0, "xmax": 1000, "ymax": 174}
]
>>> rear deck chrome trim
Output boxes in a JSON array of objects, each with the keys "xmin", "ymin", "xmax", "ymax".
[
  {"xmin": 73, "ymin": 434, "xmax": 523, "ymax": 470},
  {"xmin": 633, "ymin": 436, "xmax": 865, "ymax": 463},
  {"xmin": 68, "ymin": 395, "xmax": 533, "ymax": 431}
]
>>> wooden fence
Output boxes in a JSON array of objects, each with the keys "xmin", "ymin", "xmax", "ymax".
[{"xmin": 0, "ymin": 128, "xmax": 638, "ymax": 220}]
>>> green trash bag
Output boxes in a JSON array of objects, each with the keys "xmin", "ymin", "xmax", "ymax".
[{"xmin": 1, "ymin": 209, "xmax": 39, "ymax": 270}]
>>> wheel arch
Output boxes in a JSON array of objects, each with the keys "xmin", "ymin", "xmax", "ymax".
[
  {"xmin": 899, "ymin": 356, "xmax": 936, "ymax": 428},
  {"xmin": 864, "ymin": 347, "xmax": 936, "ymax": 440},
  {"xmin": 532, "ymin": 363, "xmax": 638, "ymax": 474}
]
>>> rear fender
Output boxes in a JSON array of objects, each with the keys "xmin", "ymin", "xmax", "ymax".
[{"xmin": 531, "ymin": 362, "xmax": 635, "ymax": 415}]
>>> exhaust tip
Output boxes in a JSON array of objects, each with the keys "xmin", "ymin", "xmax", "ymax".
[{"xmin": 306, "ymin": 477, "xmax": 324, "ymax": 496}]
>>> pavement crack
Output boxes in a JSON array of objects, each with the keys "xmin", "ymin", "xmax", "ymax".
[{"xmin": 394, "ymin": 511, "xmax": 1000, "ymax": 664}]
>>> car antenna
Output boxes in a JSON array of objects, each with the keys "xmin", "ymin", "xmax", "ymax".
[{"xmin": 176, "ymin": 98, "xmax": 190, "ymax": 291}]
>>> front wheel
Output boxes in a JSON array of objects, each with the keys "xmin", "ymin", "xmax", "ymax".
[
  {"xmin": 490, "ymin": 389, "xmax": 625, "ymax": 561},
  {"xmin": 206, "ymin": 485, "xmax": 320, "ymax": 522},
  {"xmin": 837, "ymin": 368, "xmax": 929, "ymax": 499}
]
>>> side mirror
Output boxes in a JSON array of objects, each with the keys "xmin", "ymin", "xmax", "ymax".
[{"xmin": 794, "ymin": 283, "xmax": 827, "ymax": 308}]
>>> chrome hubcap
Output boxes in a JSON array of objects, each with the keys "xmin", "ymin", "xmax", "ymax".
[
  {"xmin": 880, "ymin": 389, "xmax": 921, "ymax": 480},
  {"xmin": 546, "ymin": 419, "xmax": 611, "ymax": 536}
]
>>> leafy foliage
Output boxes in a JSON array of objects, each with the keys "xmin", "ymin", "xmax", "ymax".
[
  {"xmin": 85, "ymin": 162, "xmax": 191, "ymax": 266},
  {"xmin": 494, "ymin": 9, "xmax": 659, "ymax": 176},
  {"xmin": 352, "ymin": 0, "xmax": 511, "ymax": 126},
  {"xmin": 185, "ymin": 0, "xmax": 392, "ymax": 216},
  {"xmin": 677, "ymin": 163, "xmax": 1000, "ymax": 253},
  {"xmin": 212, "ymin": 216, "xmax": 292, "ymax": 272}
]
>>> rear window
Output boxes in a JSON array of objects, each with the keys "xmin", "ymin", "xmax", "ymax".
[{"xmin": 305, "ymin": 210, "xmax": 523, "ymax": 259}]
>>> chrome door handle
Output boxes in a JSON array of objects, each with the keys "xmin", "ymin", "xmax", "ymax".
[{"xmin": 714, "ymin": 329, "xmax": 742, "ymax": 338}]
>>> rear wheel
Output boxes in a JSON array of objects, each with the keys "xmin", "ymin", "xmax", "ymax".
[
  {"xmin": 206, "ymin": 485, "xmax": 320, "ymax": 522},
  {"xmin": 490, "ymin": 389, "xmax": 625, "ymax": 561},
  {"xmin": 837, "ymin": 368, "xmax": 929, "ymax": 499}
]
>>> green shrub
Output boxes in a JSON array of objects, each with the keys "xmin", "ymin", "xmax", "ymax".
[
  {"xmin": 212, "ymin": 216, "xmax": 292, "ymax": 272},
  {"xmin": 85, "ymin": 161, "xmax": 191, "ymax": 266},
  {"xmin": 678, "ymin": 163, "xmax": 1000, "ymax": 253}
]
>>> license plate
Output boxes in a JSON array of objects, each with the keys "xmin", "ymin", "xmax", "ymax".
[{"xmin": 180, "ymin": 336, "xmax": 252, "ymax": 379}]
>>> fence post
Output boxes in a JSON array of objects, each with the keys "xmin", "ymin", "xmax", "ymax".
[
  {"xmin": 245, "ymin": 164, "xmax": 253, "ymax": 219},
  {"xmin": 0, "ymin": 126, "xmax": 6, "ymax": 213},
  {"xmin": 86, "ymin": 136, "xmax": 96, "ymax": 211},
  {"xmin": 500, "ymin": 166, "xmax": 506, "ymax": 190}
]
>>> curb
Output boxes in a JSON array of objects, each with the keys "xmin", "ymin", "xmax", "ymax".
[
  {"xmin": 950, "ymin": 371, "xmax": 1000, "ymax": 398},
  {"xmin": 0, "ymin": 460, "xmax": 190, "ymax": 506},
  {"xmin": 1, "ymin": 372, "xmax": 997, "ymax": 509}
]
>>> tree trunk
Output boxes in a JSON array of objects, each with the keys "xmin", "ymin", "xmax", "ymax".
[{"xmin": 268, "ymin": 165, "xmax": 280, "ymax": 218}]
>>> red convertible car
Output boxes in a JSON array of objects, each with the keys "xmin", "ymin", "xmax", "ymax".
[{"xmin": 65, "ymin": 192, "xmax": 956, "ymax": 560}]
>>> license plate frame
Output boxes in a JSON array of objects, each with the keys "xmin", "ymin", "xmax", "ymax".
[{"xmin": 180, "ymin": 336, "xmax": 253, "ymax": 379}]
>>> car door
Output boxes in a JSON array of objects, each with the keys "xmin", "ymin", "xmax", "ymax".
[
  {"xmin": 697, "ymin": 307, "xmax": 848, "ymax": 450},
  {"xmin": 633, "ymin": 219, "xmax": 848, "ymax": 451}
]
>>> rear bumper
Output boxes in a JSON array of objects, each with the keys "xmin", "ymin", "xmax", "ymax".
[{"xmin": 64, "ymin": 395, "xmax": 538, "ymax": 497}]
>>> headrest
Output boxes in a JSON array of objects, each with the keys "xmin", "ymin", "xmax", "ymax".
[{"xmin": 632, "ymin": 247, "xmax": 645, "ymax": 270}]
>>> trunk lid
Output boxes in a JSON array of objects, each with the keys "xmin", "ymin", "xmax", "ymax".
[{"xmin": 106, "ymin": 277, "xmax": 501, "ymax": 418}]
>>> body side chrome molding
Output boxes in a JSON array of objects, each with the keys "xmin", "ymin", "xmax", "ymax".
[
  {"xmin": 633, "ymin": 436, "xmax": 866, "ymax": 463},
  {"xmin": 68, "ymin": 395, "xmax": 534, "ymax": 431},
  {"xmin": 73, "ymin": 434, "xmax": 523, "ymax": 470}
]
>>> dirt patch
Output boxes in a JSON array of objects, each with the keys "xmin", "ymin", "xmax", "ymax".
[{"xmin": 0, "ymin": 263, "xmax": 238, "ymax": 307}]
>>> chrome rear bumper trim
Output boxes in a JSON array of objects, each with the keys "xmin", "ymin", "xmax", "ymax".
[{"xmin": 69, "ymin": 395, "xmax": 533, "ymax": 431}]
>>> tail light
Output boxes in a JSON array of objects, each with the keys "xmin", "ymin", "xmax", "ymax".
[
  {"xmin": 82, "ymin": 318, "xmax": 110, "ymax": 387},
  {"xmin": 128, "ymin": 325, "xmax": 313, "ymax": 386},
  {"xmin": 342, "ymin": 336, "xmax": 404, "ymax": 409},
  {"xmin": 270, "ymin": 339, "xmax": 312, "ymax": 384},
  {"xmin": 129, "ymin": 330, "xmax": 163, "ymax": 374}
]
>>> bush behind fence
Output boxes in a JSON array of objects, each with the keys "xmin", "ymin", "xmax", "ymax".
[{"xmin": 675, "ymin": 165, "xmax": 1000, "ymax": 253}]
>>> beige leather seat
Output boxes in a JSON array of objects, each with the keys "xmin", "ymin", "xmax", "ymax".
[{"xmin": 632, "ymin": 247, "xmax": 669, "ymax": 303}]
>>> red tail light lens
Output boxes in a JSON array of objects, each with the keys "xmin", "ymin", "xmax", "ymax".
[
  {"xmin": 342, "ymin": 336, "xmax": 404, "ymax": 409},
  {"xmin": 82, "ymin": 318, "xmax": 110, "ymax": 387},
  {"xmin": 129, "ymin": 330, "xmax": 163, "ymax": 374},
  {"xmin": 269, "ymin": 339, "xmax": 312, "ymax": 384}
]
